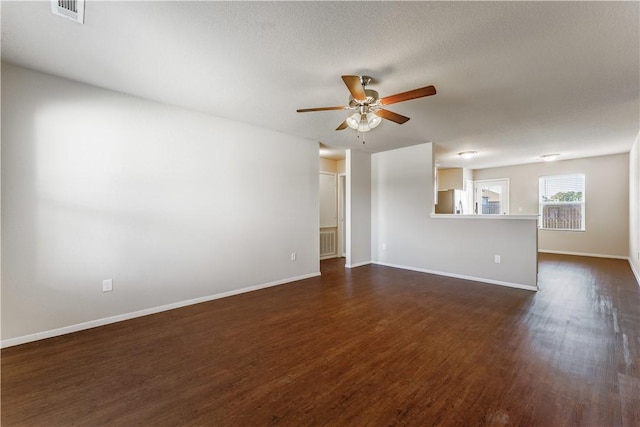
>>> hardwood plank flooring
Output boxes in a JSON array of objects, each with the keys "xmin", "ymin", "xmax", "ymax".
[{"xmin": 2, "ymin": 253, "xmax": 639, "ymax": 426}]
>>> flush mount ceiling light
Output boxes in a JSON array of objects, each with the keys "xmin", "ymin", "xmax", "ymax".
[
  {"xmin": 458, "ymin": 151, "xmax": 477, "ymax": 160},
  {"xmin": 540, "ymin": 153, "xmax": 560, "ymax": 162}
]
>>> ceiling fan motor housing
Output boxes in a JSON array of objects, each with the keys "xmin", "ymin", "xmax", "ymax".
[{"xmin": 348, "ymin": 89, "xmax": 380, "ymax": 108}]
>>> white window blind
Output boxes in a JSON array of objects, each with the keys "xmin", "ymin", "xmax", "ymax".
[{"xmin": 539, "ymin": 174, "xmax": 585, "ymax": 230}]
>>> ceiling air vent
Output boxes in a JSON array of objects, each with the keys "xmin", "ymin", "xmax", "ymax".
[{"xmin": 50, "ymin": 0, "xmax": 85, "ymax": 24}]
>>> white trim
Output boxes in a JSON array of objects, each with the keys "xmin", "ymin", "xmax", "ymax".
[
  {"xmin": 538, "ymin": 250, "xmax": 628, "ymax": 260},
  {"xmin": 372, "ymin": 261, "xmax": 537, "ymax": 292},
  {"xmin": 629, "ymin": 259, "xmax": 640, "ymax": 287},
  {"xmin": 1, "ymin": 272, "xmax": 321, "ymax": 349},
  {"xmin": 474, "ymin": 177, "xmax": 510, "ymax": 215},
  {"xmin": 345, "ymin": 260, "xmax": 371, "ymax": 269},
  {"xmin": 338, "ymin": 173, "xmax": 347, "ymax": 258}
]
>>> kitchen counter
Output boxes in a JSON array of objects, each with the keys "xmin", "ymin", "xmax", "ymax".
[{"xmin": 430, "ymin": 214, "xmax": 539, "ymax": 220}]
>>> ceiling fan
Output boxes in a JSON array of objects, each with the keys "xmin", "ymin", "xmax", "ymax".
[{"xmin": 296, "ymin": 75, "xmax": 436, "ymax": 132}]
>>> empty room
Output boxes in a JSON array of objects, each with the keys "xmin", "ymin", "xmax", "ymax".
[{"xmin": 2, "ymin": 2, "xmax": 639, "ymax": 426}]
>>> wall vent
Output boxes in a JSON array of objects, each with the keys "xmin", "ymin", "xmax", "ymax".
[
  {"xmin": 320, "ymin": 230, "xmax": 336, "ymax": 259},
  {"xmin": 51, "ymin": 0, "xmax": 85, "ymax": 24}
]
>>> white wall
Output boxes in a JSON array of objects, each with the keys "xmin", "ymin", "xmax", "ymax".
[
  {"xmin": 346, "ymin": 149, "xmax": 371, "ymax": 267},
  {"xmin": 372, "ymin": 143, "xmax": 538, "ymax": 289},
  {"xmin": 474, "ymin": 154, "xmax": 629, "ymax": 258},
  {"xmin": 630, "ymin": 135, "xmax": 640, "ymax": 283},
  {"xmin": 1, "ymin": 63, "xmax": 320, "ymax": 344}
]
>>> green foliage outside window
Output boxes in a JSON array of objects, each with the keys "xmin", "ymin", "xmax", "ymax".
[{"xmin": 542, "ymin": 191, "xmax": 583, "ymax": 202}]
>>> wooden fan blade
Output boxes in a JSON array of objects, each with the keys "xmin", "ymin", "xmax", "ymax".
[
  {"xmin": 380, "ymin": 85, "xmax": 436, "ymax": 106},
  {"xmin": 375, "ymin": 109, "xmax": 410, "ymax": 124},
  {"xmin": 342, "ymin": 75, "xmax": 367, "ymax": 101},
  {"xmin": 297, "ymin": 106, "xmax": 349, "ymax": 113},
  {"xmin": 336, "ymin": 120, "xmax": 348, "ymax": 131}
]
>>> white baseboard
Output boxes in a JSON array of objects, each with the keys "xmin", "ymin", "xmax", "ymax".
[
  {"xmin": 538, "ymin": 250, "xmax": 628, "ymax": 260},
  {"xmin": 629, "ymin": 259, "xmax": 640, "ymax": 287},
  {"xmin": 345, "ymin": 260, "xmax": 371, "ymax": 269},
  {"xmin": 1, "ymin": 272, "xmax": 321, "ymax": 349},
  {"xmin": 372, "ymin": 261, "xmax": 537, "ymax": 292}
]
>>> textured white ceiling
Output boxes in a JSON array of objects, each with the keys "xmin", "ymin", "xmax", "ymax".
[{"xmin": 2, "ymin": 1, "xmax": 638, "ymax": 168}]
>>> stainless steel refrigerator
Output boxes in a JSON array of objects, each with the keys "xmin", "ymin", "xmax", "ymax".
[{"xmin": 435, "ymin": 189, "xmax": 467, "ymax": 214}]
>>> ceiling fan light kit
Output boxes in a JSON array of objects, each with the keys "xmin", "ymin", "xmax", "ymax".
[
  {"xmin": 346, "ymin": 111, "xmax": 382, "ymax": 132},
  {"xmin": 296, "ymin": 75, "xmax": 436, "ymax": 135},
  {"xmin": 345, "ymin": 113, "xmax": 360, "ymax": 129},
  {"xmin": 367, "ymin": 112, "xmax": 382, "ymax": 128}
]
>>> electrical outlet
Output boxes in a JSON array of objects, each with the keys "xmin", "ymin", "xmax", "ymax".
[
  {"xmin": 102, "ymin": 279, "xmax": 113, "ymax": 292},
  {"xmin": 494, "ymin": 255, "xmax": 501, "ymax": 264},
  {"xmin": 290, "ymin": 252, "xmax": 296, "ymax": 261}
]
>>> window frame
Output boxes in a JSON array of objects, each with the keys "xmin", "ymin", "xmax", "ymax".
[
  {"xmin": 538, "ymin": 173, "xmax": 586, "ymax": 231},
  {"xmin": 474, "ymin": 178, "xmax": 510, "ymax": 215}
]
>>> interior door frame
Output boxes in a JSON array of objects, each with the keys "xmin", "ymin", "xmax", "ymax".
[
  {"xmin": 474, "ymin": 178, "xmax": 510, "ymax": 215},
  {"xmin": 338, "ymin": 173, "xmax": 347, "ymax": 257}
]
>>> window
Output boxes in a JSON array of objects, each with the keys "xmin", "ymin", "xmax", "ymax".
[
  {"xmin": 475, "ymin": 179, "xmax": 509, "ymax": 215},
  {"xmin": 539, "ymin": 174, "xmax": 585, "ymax": 231}
]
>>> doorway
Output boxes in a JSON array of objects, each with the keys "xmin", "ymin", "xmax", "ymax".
[{"xmin": 475, "ymin": 179, "xmax": 510, "ymax": 215}]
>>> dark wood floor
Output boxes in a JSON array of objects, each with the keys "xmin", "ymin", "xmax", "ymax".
[{"xmin": 2, "ymin": 253, "xmax": 639, "ymax": 426}]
